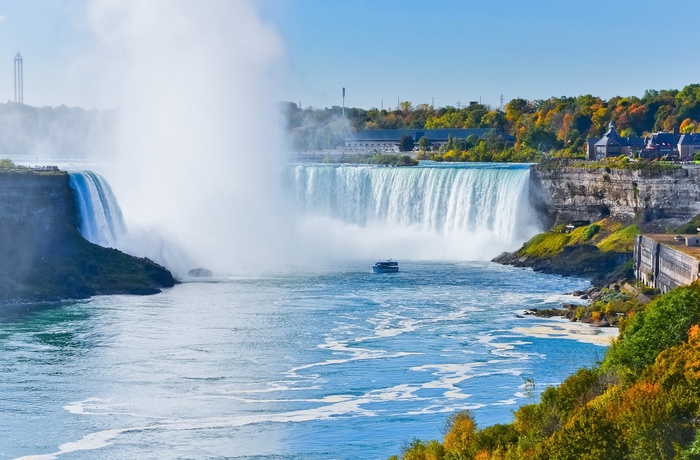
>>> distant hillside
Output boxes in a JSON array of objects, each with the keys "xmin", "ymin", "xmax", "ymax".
[
  {"xmin": 283, "ymin": 84, "xmax": 700, "ymax": 159},
  {"xmin": 0, "ymin": 103, "xmax": 116, "ymax": 160}
]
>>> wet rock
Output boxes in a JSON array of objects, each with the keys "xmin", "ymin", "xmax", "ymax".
[{"xmin": 188, "ymin": 267, "xmax": 213, "ymax": 277}]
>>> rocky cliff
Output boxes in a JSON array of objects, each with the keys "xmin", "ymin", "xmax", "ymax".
[
  {"xmin": 530, "ymin": 163, "xmax": 700, "ymax": 229},
  {"xmin": 0, "ymin": 170, "xmax": 76, "ymax": 248},
  {"xmin": 0, "ymin": 169, "xmax": 175, "ymax": 303}
]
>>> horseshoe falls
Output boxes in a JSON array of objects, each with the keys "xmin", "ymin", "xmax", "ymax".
[
  {"xmin": 65, "ymin": 164, "xmax": 541, "ymax": 268},
  {"xmin": 284, "ymin": 163, "xmax": 540, "ymax": 261}
]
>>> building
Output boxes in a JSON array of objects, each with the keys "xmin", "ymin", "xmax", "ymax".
[
  {"xmin": 344, "ymin": 128, "xmax": 514, "ymax": 153},
  {"xmin": 678, "ymin": 133, "xmax": 700, "ymax": 160},
  {"xmin": 640, "ymin": 131, "xmax": 680, "ymax": 159},
  {"xmin": 591, "ymin": 122, "xmax": 627, "ymax": 160},
  {"xmin": 635, "ymin": 234, "xmax": 700, "ymax": 293},
  {"xmin": 585, "ymin": 124, "xmax": 700, "ymax": 161},
  {"xmin": 586, "ymin": 122, "xmax": 644, "ymax": 160}
]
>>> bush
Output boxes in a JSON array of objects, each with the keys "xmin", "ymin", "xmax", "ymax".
[
  {"xmin": 582, "ymin": 224, "xmax": 601, "ymax": 241},
  {"xmin": 0, "ymin": 158, "xmax": 16, "ymax": 170}
]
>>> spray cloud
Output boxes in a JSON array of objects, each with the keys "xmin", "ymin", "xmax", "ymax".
[{"xmin": 87, "ymin": 0, "xmax": 291, "ymax": 275}]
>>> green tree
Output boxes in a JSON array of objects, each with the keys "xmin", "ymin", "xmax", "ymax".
[
  {"xmin": 0, "ymin": 158, "xmax": 16, "ymax": 170},
  {"xmin": 399, "ymin": 135, "xmax": 415, "ymax": 152},
  {"xmin": 418, "ymin": 136, "xmax": 431, "ymax": 152}
]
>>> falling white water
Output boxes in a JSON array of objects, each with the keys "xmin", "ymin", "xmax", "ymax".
[
  {"xmin": 68, "ymin": 171, "xmax": 126, "ymax": 247},
  {"xmin": 69, "ymin": 162, "xmax": 541, "ymax": 272},
  {"xmin": 75, "ymin": 2, "xmax": 540, "ymax": 273},
  {"xmin": 283, "ymin": 163, "xmax": 541, "ymax": 261}
]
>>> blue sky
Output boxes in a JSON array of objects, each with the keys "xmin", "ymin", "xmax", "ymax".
[{"xmin": 1, "ymin": 0, "xmax": 699, "ymax": 110}]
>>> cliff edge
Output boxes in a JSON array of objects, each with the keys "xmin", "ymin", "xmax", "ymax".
[
  {"xmin": 530, "ymin": 161, "xmax": 700, "ymax": 230},
  {"xmin": 0, "ymin": 169, "xmax": 175, "ymax": 304}
]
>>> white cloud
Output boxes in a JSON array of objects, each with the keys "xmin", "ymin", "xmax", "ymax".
[{"xmin": 0, "ymin": 15, "xmax": 6, "ymax": 22}]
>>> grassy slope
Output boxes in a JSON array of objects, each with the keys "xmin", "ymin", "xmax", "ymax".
[{"xmin": 499, "ymin": 218, "xmax": 639, "ymax": 286}]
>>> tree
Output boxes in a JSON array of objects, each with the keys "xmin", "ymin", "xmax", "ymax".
[
  {"xmin": 680, "ymin": 118, "xmax": 696, "ymax": 134},
  {"xmin": 0, "ymin": 158, "xmax": 16, "ymax": 170},
  {"xmin": 522, "ymin": 126, "xmax": 560, "ymax": 151},
  {"xmin": 399, "ymin": 135, "xmax": 415, "ymax": 152},
  {"xmin": 443, "ymin": 411, "xmax": 478, "ymax": 459},
  {"xmin": 418, "ymin": 136, "xmax": 431, "ymax": 152}
]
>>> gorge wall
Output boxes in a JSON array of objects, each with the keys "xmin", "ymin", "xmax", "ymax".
[
  {"xmin": 0, "ymin": 169, "xmax": 174, "ymax": 303},
  {"xmin": 0, "ymin": 170, "xmax": 77, "ymax": 249},
  {"xmin": 530, "ymin": 164, "xmax": 700, "ymax": 229}
]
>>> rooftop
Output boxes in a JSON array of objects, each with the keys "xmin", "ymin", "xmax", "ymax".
[{"xmin": 643, "ymin": 234, "xmax": 700, "ymax": 259}]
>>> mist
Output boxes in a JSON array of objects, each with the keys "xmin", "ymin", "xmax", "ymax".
[
  {"xmin": 69, "ymin": 1, "xmax": 537, "ymax": 276},
  {"xmin": 86, "ymin": 0, "xmax": 294, "ymax": 275}
]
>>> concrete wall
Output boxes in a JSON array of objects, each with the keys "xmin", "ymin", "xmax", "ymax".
[{"xmin": 635, "ymin": 235, "xmax": 700, "ymax": 294}]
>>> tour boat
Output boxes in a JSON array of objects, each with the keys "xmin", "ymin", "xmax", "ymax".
[{"xmin": 372, "ymin": 260, "xmax": 399, "ymax": 273}]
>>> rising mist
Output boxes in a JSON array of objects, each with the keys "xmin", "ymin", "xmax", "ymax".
[{"xmin": 87, "ymin": 0, "xmax": 293, "ymax": 275}]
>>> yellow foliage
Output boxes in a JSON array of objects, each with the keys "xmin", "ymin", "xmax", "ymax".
[
  {"xmin": 684, "ymin": 324, "xmax": 700, "ymax": 382},
  {"xmin": 596, "ymin": 224, "xmax": 640, "ymax": 252},
  {"xmin": 680, "ymin": 118, "xmax": 696, "ymax": 134},
  {"xmin": 442, "ymin": 150, "xmax": 458, "ymax": 162},
  {"xmin": 443, "ymin": 411, "xmax": 477, "ymax": 457}
]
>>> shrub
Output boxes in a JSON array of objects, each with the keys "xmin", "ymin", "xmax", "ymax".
[
  {"xmin": 474, "ymin": 424, "xmax": 518, "ymax": 453},
  {"xmin": 581, "ymin": 224, "xmax": 601, "ymax": 241},
  {"xmin": 398, "ymin": 438, "xmax": 445, "ymax": 460}
]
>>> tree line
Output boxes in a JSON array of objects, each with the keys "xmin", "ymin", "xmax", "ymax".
[{"xmin": 284, "ymin": 84, "xmax": 700, "ymax": 161}]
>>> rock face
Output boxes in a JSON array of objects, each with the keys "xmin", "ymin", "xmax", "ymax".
[
  {"xmin": 0, "ymin": 170, "xmax": 175, "ymax": 303},
  {"xmin": 0, "ymin": 170, "xmax": 77, "ymax": 246},
  {"xmin": 530, "ymin": 164, "xmax": 700, "ymax": 228}
]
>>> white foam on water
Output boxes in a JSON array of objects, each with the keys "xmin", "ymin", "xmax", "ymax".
[
  {"xmin": 511, "ymin": 316, "xmax": 618, "ymax": 346},
  {"xmin": 15, "ymin": 428, "xmax": 128, "ymax": 460}
]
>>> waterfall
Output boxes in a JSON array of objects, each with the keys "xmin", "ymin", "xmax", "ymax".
[
  {"xmin": 66, "ymin": 164, "xmax": 540, "ymax": 269},
  {"xmin": 283, "ymin": 163, "xmax": 540, "ymax": 261},
  {"xmin": 69, "ymin": 171, "xmax": 127, "ymax": 247}
]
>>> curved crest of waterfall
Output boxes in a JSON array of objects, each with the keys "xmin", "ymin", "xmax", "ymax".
[
  {"xmin": 283, "ymin": 162, "xmax": 539, "ymax": 258},
  {"xmin": 69, "ymin": 171, "xmax": 127, "ymax": 247}
]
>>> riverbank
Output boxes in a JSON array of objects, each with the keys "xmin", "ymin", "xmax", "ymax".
[{"xmin": 493, "ymin": 217, "xmax": 664, "ymax": 333}]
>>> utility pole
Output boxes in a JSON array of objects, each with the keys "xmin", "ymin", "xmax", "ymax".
[{"xmin": 342, "ymin": 87, "xmax": 345, "ymax": 117}]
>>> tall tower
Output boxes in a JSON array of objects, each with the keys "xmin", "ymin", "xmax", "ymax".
[{"xmin": 14, "ymin": 52, "xmax": 23, "ymax": 104}]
